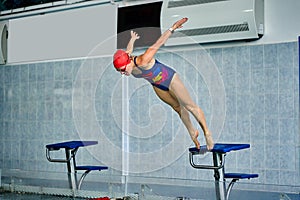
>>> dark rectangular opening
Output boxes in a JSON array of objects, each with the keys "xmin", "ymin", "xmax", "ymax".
[{"xmin": 117, "ymin": 2, "xmax": 162, "ymax": 49}]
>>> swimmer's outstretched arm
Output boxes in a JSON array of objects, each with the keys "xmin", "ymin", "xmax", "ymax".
[
  {"xmin": 126, "ymin": 30, "xmax": 140, "ymax": 55},
  {"xmin": 136, "ymin": 17, "xmax": 188, "ymax": 66}
]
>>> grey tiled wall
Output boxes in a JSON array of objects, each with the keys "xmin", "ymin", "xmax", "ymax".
[{"xmin": 0, "ymin": 42, "xmax": 299, "ymax": 190}]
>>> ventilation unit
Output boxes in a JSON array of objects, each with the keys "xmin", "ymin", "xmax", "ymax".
[{"xmin": 161, "ymin": 0, "xmax": 264, "ymax": 46}]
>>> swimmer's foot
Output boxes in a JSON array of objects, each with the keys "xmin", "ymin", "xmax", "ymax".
[
  {"xmin": 191, "ymin": 130, "xmax": 200, "ymax": 149},
  {"xmin": 204, "ymin": 131, "xmax": 214, "ymax": 150}
]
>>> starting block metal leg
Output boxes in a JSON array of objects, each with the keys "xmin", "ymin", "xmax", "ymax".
[
  {"xmin": 213, "ymin": 152, "xmax": 226, "ymax": 200},
  {"xmin": 77, "ymin": 170, "xmax": 91, "ymax": 190},
  {"xmin": 65, "ymin": 149, "xmax": 77, "ymax": 190},
  {"xmin": 226, "ymin": 179, "xmax": 237, "ymax": 200}
]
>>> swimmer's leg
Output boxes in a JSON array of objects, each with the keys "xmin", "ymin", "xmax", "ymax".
[
  {"xmin": 169, "ymin": 74, "xmax": 214, "ymax": 150},
  {"xmin": 180, "ymin": 106, "xmax": 200, "ymax": 149},
  {"xmin": 153, "ymin": 86, "xmax": 200, "ymax": 149}
]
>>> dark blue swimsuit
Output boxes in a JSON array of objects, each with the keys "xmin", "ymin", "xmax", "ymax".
[{"xmin": 132, "ymin": 57, "xmax": 176, "ymax": 91}]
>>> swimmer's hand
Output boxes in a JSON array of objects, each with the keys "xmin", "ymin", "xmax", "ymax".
[
  {"xmin": 131, "ymin": 30, "xmax": 140, "ymax": 41},
  {"xmin": 171, "ymin": 17, "xmax": 188, "ymax": 30},
  {"xmin": 126, "ymin": 31, "xmax": 140, "ymax": 55}
]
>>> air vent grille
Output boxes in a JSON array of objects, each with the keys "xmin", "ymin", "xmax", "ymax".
[
  {"xmin": 168, "ymin": 0, "xmax": 228, "ymax": 8},
  {"xmin": 172, "ymin": 23, "xmax": 249, "ymax": 37}
]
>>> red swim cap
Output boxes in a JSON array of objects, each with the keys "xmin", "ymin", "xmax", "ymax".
[{"xmin": 113, "ymin": 49, "xmax": 130, "ymax": 69}]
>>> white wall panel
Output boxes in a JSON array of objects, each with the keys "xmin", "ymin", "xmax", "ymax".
[{"xmin": 8, "ymin": 4, "xmax": 117, "ymax": 63}]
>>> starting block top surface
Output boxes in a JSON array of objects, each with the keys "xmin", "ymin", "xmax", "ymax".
[
  {"xmin": 46, "ymin": 140, "xmax": 98, "ymax": 150},
  {"xmin": 189, "ymin": 143, "xmax": 250, "ymax": 154}
]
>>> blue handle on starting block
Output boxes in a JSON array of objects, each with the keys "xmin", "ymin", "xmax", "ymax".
[
  {"xmin": 189, "ymin": 143, "xmax": 250, "ymax": 154},
  {"xmin": 76, "ymin": 165, "xmax": 108, "ymax": 171},
  {"xmin": 224, "ymin": 173, "xmax": 259, "ymax": 179}
]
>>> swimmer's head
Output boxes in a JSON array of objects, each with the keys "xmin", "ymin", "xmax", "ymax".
[{"xmin": 113, "ymin": 49, "xmax": 131, "ymax": 70}]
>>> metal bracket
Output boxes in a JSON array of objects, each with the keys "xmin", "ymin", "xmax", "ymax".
[{"xmin": 189, "ymin": 152, "xmax": 224, "ymax": 170}]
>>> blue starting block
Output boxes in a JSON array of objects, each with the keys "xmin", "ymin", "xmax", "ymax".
[
  {"xmin": 189, "ymin": 143, "xmax": 258, "ymax": 200},
  {"xmin": 46, "ymin": 140, "xmax": 108, "ymax": 190}
]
